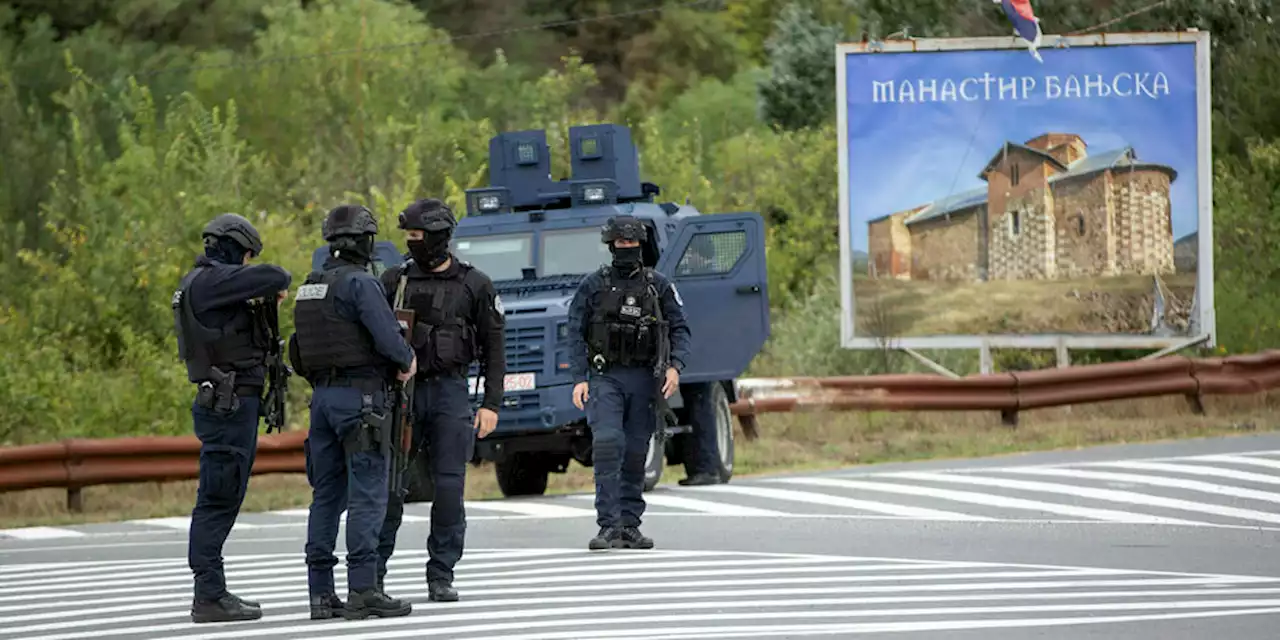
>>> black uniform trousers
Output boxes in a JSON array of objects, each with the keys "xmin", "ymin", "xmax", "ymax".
[
  {"xmin": 586, "ymin": 366, "xmax": 657, "ymax": 528},
  {"xmin": 188, "ymin": 389, "xmax": 260, "ymax": 603},
  {"xmin": 681, "ymin": 382, "xmax": 721, "ymax": 477},
  {"xmin": 304, "ymin": 381, "xmax": 391, "ymax": 596},
  {"xmin": 378, "ymin": 375, "xmax": 475, "ymax": 587}
]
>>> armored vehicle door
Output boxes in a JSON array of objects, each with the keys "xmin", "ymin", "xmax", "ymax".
[{"xmin": 655, "ymin": 212, "xmax": 770, "ymax": 382}]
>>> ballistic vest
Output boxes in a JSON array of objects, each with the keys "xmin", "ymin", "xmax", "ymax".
[
  {"xmin": 172, "ymin": 266, "xmax": 266, "ymax": 383},
  {"xmin": 586, "ymin": 266, "xmax": 661, "ymax": 369},
  {"xmin": 396, "ymin": 261, "xmax": 478, "ymax": 375},
  {"xmin": 290, "ymin": 264, "xmax": 391, "ymax": 377}
]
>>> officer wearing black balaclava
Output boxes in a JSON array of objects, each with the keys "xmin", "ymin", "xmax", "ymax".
[
  {"xmin": 565, "ymin": 215, "xmax": 691, "ymax": 551},
  {"xmin": 375, "ymin": 197, "xmax": 506, "ymax": 603},
  {"xmin": 288, "ymin": 204, "xmax": 417, "ymax": 621},
  {"xmin": 172, "ymin": 213, "xmax": 291, "ymax": 623}
]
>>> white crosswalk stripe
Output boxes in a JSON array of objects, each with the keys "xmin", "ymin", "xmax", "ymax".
[
  {"xmin": 2, "ymin": 548, "xmax": 1280, "ymax": 639},
  {"xmin": 7, "ymin": 448, "xmax": 1280, "ymax": 541}
]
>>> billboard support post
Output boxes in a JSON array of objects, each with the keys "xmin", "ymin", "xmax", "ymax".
[
  {"xmin": 837, "ymin": 31, "xmax": 1214, "ymax": 368},
  {"xmin": 1139, "ymin": 334, "xmax": 1211, "ymax": 361},
  {"xmin": 902, "ymin": 347, "xmax": 961, "ymax": 379}
]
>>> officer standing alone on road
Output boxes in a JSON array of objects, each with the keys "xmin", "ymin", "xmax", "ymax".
[
  {"xmin": 288, "ymin": 204, "xmax": 417, "ymax": 621},
  {"xmin": 172, "ymin": 213, "xmax": 291, "ymax": 623},
  {"xmin": 376, "ymin": 198, "xmax": 507, "ymax": 602},
  {"xmin": 568, "ymin": 215, "xmax": 692, "ymax": 551}
]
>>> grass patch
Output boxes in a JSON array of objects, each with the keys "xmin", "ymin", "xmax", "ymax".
[
  {"xmin": 853, "ymin": 272, "xmax": 1198, "ymax": 336},
  {"xmin": 4, "ymin": 391, "xmax": 1276, "ymax": 530}
]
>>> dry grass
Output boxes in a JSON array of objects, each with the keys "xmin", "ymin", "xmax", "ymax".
[
  {"xmin": 854, "ymin": 272, "xmax": 1198, "ymax": 336},
  {"xmin": 4, "ymin": 391, "xmax": 1276, "ymax": 530}
]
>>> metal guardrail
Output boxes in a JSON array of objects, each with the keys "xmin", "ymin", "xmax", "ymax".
[{"xmin": 4, "ymin": 351, "xmax": 1278, "ymax": 511}]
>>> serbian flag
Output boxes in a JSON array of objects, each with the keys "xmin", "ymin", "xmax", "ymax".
[{"xmin": 996, "ymin": 0, "xmax": 1043, "ymax": 62}]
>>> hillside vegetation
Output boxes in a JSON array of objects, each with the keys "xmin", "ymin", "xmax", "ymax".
[{"xmin": 0, "ymin": 0, "xmax": 1277, "ymax": 446}]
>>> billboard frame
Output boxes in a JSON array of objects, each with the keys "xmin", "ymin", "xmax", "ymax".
[{"xmin": 836, "ymin": 31, "xmax": 1215, "ymax": 352}]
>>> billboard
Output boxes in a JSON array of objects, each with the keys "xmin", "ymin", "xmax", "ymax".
[{"xmin": 836, "ymin": 32, "xmax": 1214, "ymax": 350}]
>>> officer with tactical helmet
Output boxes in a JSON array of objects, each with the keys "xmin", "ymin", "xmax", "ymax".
[
  {"xmin": 173, "ymin": 213, "xmax": 291, "ymax": 623},
  {"xmin": 567, "ymin": 214, "xmax": 692, "ymax": 550},
  {"xmin": 375, "ymin": 197, "xmax": 506, "ymax": 602},
  {"xmin": 675, "ymin": 236, "xmax": 725, "ymax": 487},
  {"xmin": 288, "ymin": 204, "xmax": 417, "ymax": 621}
]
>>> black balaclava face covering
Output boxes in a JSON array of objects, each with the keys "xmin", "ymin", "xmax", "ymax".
[
  {"xmin": 610, "ymin": 244, "xmax": 643, "ymax": 273},
  {"xmin": 332, "ymin": 235, "xmax": 375, "ymax": 265},
  {"xmin": 205, "ymin": 236, "xmax": 248, "ymax": 265},
  {"xmin": 408, "ymin": 230, "xmax": 451, "ymax": 269}
]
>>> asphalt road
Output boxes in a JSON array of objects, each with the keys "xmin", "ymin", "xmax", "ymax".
[{"xmin": 3, "ymin": 432, "xmax": 1280, "ymax": 639}]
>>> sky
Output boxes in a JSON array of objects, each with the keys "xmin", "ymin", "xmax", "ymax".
[{"xmin": 844, "ymin": 42, "xmax": 1202, "ymax": 253}]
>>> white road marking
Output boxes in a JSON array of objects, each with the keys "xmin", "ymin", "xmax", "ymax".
[
  {"xmin": 686, "ymin": 484, "xmax": 994, "ymax": 521},
  {"xmin": 992, "ymin": 466, "xmax": 1280, "ymax": 504},
  {"xmin": 884, "ymin": 471, "xmax": 1280, "ymax": 525},
  {"xmin": 569, "ymin": 492, "xmax": 786, "ymax": 516},
  {"xmin": 0, "ymin": 526, "xmax": 86, "ymax": 540},
  {"xmin": 770, "ymin": 477, "xmax": 1208, "ymax": 526},
  {"xmin": 1080, "ymin": 460, "xmax": 1280, "ymax": 485}
]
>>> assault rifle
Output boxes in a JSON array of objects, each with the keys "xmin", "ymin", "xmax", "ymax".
[
  {"xmin": 253, "ymin": 296, "xmax": 291, "ymax": 434},
  {"xmin": 389, "ymin": 275, "xmax": 417, "ymax": 497},
  {"xmin": 648, "ymin": 278, "xmax": 679, "ymax": 430}
]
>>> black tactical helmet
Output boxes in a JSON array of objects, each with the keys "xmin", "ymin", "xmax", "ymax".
[
  {"xmin": 322, "ymin": 204, "xmax": 378, "ymax": 241},
  {"xmin": 600, "ymin": 215, "xmax": 647, "ymax": 245},
  {"xmin": 398, "ymin": 198, "xmax": 456, "ymax": 233},
  {"xmin": 202, "ymin": 213, "xmax": 263, "ymax": 255}
]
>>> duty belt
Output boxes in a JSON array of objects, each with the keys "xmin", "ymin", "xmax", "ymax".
[{"xmin": 311, "ymin": 376, "xmax": 385, "ymax": 393}]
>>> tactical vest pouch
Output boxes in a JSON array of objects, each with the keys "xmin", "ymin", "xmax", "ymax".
[{"xmin": 414, "ymin": 321, "xmax": 474, "ymax": 374}]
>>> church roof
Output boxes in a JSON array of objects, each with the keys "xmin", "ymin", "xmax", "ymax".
[{"xmin": 901, "ymin": 145, "xmax": 1178, "ymax": 227}]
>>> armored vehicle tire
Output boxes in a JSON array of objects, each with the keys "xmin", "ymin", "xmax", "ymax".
[
  {"xmin": 711, "ymin": 381, "xmax": 735, "ymax": 482},
  {"xmin": 496, "ymin": 453, "xmax": 550, "ymax": 497},
  {"xmin": 404, "ymin": 453, "xmax": 435, "ymax": 503}
]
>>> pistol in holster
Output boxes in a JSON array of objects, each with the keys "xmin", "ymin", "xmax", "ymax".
[
  {"xmin": 345, "ymin": 391, "xmax": 391, "ymax": 458},
  {"xmin": 197, "ymin": 366, "xmax": 241, "ymax": 414}
]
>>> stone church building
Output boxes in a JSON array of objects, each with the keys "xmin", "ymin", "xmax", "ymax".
[{"xmin": 867, "ymin": 133, "xmax": 1179, "ymax": 282}]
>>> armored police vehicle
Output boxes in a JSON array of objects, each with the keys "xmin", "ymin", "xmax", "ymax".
[{"xmin": 312, "ymin": 123, "xmax": 770, "ymax": 500}]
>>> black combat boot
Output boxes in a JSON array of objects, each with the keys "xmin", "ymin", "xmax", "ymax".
[
  {"xmin": 612, "ymin": 526, "xmax": 654, "ymax": 549},
  {"xmin": 191, "ymin": 593, "xmax": 263, "ymax": 623},
  {"xmin": 589, "ymin": 526, "xmax": 619, "ymax": 550},
  {"xmin": 343, "ymin": 588, "xmax": 413, "ymax": 620},
  {"xmin": 679, "ymin": 472, "xmax": 721, "ymax": 486},
  {"xmin": 229, "ymin": 592, "xmax": 261, "ymax": 608},
  {"xmin": 310, "ymin": 593, "xmax": 346, "ymax": 620},
  {"xmin": 428, "ymin": 581, "xmax": 459, "ymax": 602}
]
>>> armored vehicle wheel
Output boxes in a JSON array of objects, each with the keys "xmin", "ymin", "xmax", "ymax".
[
  {"xmin": 642, "ymin": 428, "xmax": 665, "ymax": 492},
  {"xmin": 711, "ymin": 381, "xmax": 735, "ymax": 481},
  {"xmin": 496, "ymin": 453, "xmax": 550, "ymax": 497},
  {"xmin": 404, "ymin": 453, "xmax": 435, "ymax": 503}
]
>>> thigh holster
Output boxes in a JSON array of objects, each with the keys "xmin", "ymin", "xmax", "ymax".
[{"xmin": 344, "ymin": 392, "xmax": 390, "ymax": 457}]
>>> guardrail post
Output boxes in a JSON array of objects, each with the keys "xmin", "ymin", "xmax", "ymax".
[
  {"xmin": 1000, "ymin": 409, "xmax": 1018, "ymax": 428},
  {"xmin": 737, "ymin": 415, "xmax": 760, "ymax": 441},
  {"xmin": 1184, "ymin": 393, "xmax": 1206, "ymax": 415},
  {"xmin": 67, "ymin": 487, "xmax": 83, "ymax": 513}
]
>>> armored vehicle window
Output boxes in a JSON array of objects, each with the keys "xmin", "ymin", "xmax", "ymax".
[
  {"xmin": 542, "ymin": 228, "xmax": 612, "ymax": 276},
  {"xmin": 452, "ymin": 233, "xmax": 533, "ymax": 281},
  {"xmin": 675, "ymin": 230, "xmax": 746, "ymax": 276}
]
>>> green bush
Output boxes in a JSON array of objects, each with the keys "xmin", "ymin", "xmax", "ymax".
[{"xmin": 0, "ymin": 0, "xmax": 1276, "ymax": 445}]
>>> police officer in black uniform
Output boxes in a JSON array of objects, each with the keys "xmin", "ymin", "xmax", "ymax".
[
  {"xmin": 289, "ymin": 204, "xmax": 417, "ymax": 621},
  {"xmin": 678, "ymin": 382, "xmax": 724, "ymax": 485},
  {"xmin": 376, "ymin": 198, "xmax": 506, "ymax": 602},
  {"xmin": 173, "ymin": 213, "xmax": 291, "ymax": 623},
  {"xmin": 567, "ymin": 215, "xmax": 692, "ymax": 550}
]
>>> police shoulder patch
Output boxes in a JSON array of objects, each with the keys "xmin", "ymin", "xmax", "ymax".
[
  {"xmin": 493, "ymin": 294, "xmax": 505, "ymax": 315},
  {"xmin": 295, "ymin": 283, "xmax": 330, "ymax": 301},
  {"xmin": 670, "ymin": 282, "xmax": 684, "ymax": 306}
]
